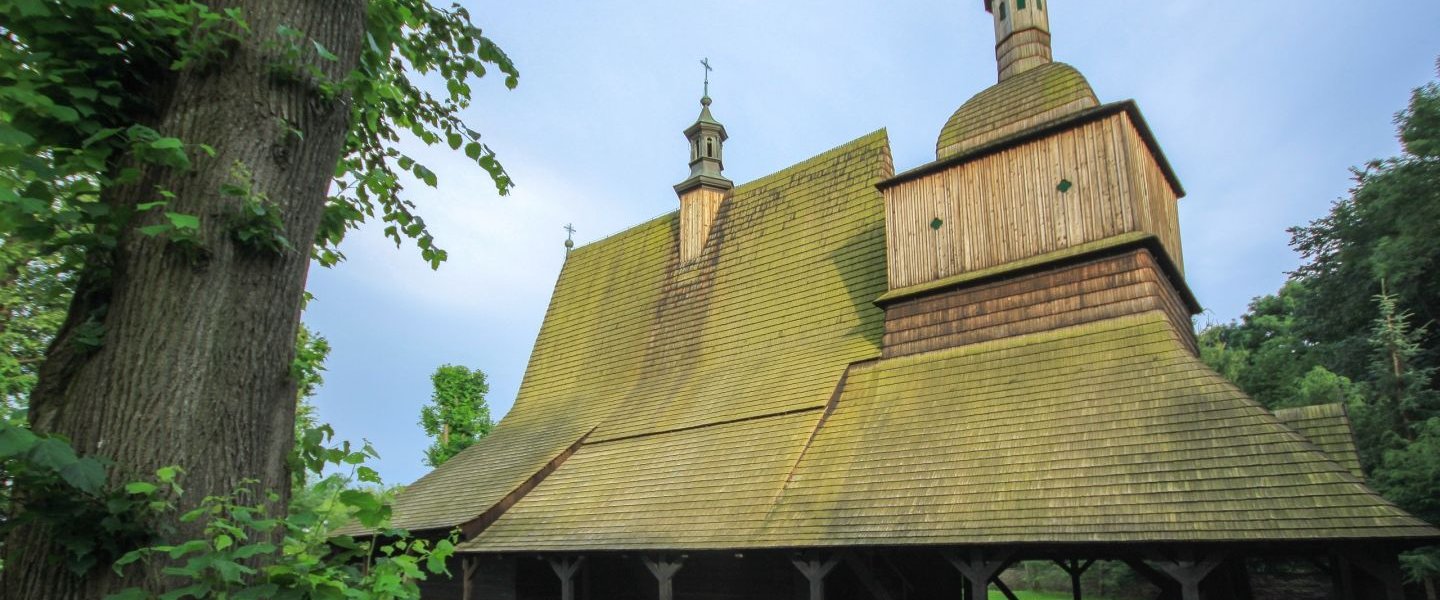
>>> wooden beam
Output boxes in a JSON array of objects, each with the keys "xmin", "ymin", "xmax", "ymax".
[
  {"xmin": 943, "ymin": 549, "xmax": 1014, "ymax": 600},
  {"xmin": 1123, "ymin": 559, "xmax": 1179, "ymax": 600},
  {"xmin": 792, "ymin": 553, "xmax": 841, "ymax": 600},
  {"xmin": 548, "ymin": 556, "xmax": 585, "ymax": 600},
  {"xmin": 841, "ymin": 552, "xmax": 896, "ymax": 600},
  {"xmin": 1151, "ymin": 554, "xmax": 1223, "ymax": 600},
  {"xmin": 1054, "ymin": 559, "xmax": 1096, "ymax": 600},
  {"xmin": 643, "ymin": 555, "xmax": 685, "ymax": 600},
  {"xmin": 991, "ymin": 575, "xmax": 1021, "ymax": 600}
]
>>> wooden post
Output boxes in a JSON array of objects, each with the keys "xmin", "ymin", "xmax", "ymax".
[
  {"xmin": 643, "ymin": 555, "xmax": 685, "ymax": 600},
  {"xmin": 462, "ymin": 556, "xmax": 479, "ymax": 600},
  {"xmin": 1224, "ymin": 558, "xmax": 1255, "ymax": 600},
  {"xmin": 943, "ymin": 549, "xmax": 1013, "ymax": 600},
  {"xmin": 549, "ymin": 557, "xmax": 585, "ymax": 600},
  {"xmin": 1151, "ymin": 554, "xmax": 1223, "ymax": 600},
  {"xmin": 1342, "ymin": 550, "xmax": 1406, "ymax": 600},
  {"xmin": 1054, "ymin": 559, "xmax": 1095, "ymax": 600},
  {"xmin": 792, "ymin": 553, "xmax": 841, "ymax": 600},
  {"xmin": 1122, "ymin": 558, "xmax": 1179, "ymax": 600},
  {"xmin": 1325, "ymin": 552, "xmax": 1355, "ymax": 600}
]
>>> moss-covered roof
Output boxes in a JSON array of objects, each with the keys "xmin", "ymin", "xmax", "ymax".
[
  {"xmin": 463, "ymin": 313, "xmax": 1436, "ymax": 551},
  {"xmin": 1274, "ymin": 403, "xmax": 1366, "ymax": 480},
  {"xmin": 377, "ymin": 130, "xmax": 895, "ymax": 534},
  {"xmin": 936, "ymin": 62, "xmax": 1098, "ymax": 160}
]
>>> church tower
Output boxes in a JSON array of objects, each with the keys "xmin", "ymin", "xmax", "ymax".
[
  {"xmin": 987, "ymin": 0, "xmax": 1052, "ymax": 81},
  {"xmin": 878, "ymin": 0, "xmax": 1196, "ymax": 357},
  {"xmin": 674, "ymin": 88, "xmax": 733, "ymax": 264}
]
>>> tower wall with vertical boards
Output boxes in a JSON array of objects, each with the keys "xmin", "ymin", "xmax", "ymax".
[{"xmin": 879, "ymin": 0, "xmax": 1195, "ymax": 356}]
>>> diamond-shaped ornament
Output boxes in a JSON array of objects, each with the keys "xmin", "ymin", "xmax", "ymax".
[
  {"xmin": 1057, "ymin": 179, "xmax": 1073, "ymax": 193},
  {"xmin": 930, "ymin": 217, "xmax": 944, "ymax": 230}
]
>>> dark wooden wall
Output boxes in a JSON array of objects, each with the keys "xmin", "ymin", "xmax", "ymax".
[{"xmin": 881, "ymin": 247, "xmax": 1196, "ymax": 359}]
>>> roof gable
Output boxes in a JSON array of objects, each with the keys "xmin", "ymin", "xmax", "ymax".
[{"xmin": 382, "ymin": 130, "xmax": 895, "ymax": 533}]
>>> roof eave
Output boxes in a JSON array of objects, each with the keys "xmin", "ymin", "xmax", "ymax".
[{"xmin": 881, "ymin": 100, "xmax": 1187, "ymax": 199}]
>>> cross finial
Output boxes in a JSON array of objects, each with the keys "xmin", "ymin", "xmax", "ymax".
[
  {"xmin": 700, "ymin": 58, "xmax": 712, "ymax": 98},
  {"xmin": 563, "ymin": 223, "xmax": 577, "ymax": 254}
]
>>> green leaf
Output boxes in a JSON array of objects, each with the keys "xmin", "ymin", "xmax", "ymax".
[
  {"xmin": 157, "ymin": 466, "xmax": 180, "ymax": 483},
  {"xmin": 14, "ymin": 0, "xmax": 52, "ymax": 17},
  {"xmin": 0, "ymin": 122, "xmax": 37, "ymax": 148},
  {"xmin": 0, "ymin": 423, "xmax": 39, "ymax": 458},
  {"xmin": 214, "ymin": 533, "xmax": 233, "ymax": 551},
  {"xmin": 48, "ymin": 105, "xmax": 81, "ymax": 123},
  {"xmin": 312, "ymin": 40, "xmax": 339, "ymax": 61},
  {"xmin": 59, "ymin": 458, "xmax": 107, "ymax": 495},
  {"xmin": 149, "ymin": 138, "xmax": 184, "ymax": 150},
  {"xmin": 28, "ymin": 438, "xmax": 79, "ymax": 470},
  {"xmin": 138, "ymin": 224, "xmax": 172, "ymax": 237},
  {"xmin": 165, "ymin": 212, "xmax": 201, "ymax": 230},
  {"xmin": 230, "ymin": 542, "xmax": 275, "ymax": 560},
  {"xmin": 126, "ymin": 481, "xmax": 158, "ymax": 495},
  {"xmin": 426, "ymin": 539, "xmax": 455, "ymax": 574}
]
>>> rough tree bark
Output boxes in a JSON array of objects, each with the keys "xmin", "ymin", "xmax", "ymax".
[{"xmin": 1, "ymin": 1, "xmax": 365, "ymax": 598}]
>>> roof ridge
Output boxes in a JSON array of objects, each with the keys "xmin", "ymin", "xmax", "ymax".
[{"xmin": 566, "ymin": 129, "xmax": 891, "ymax": 257}]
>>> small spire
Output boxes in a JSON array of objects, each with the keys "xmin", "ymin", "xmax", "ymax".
[
  {"xmin": 675, "ymin": 58, "xmax": 732, "ymax": 196},
  {"xmin": 563, "ymin": 223, "xmax": 576, "ymax": 255}
]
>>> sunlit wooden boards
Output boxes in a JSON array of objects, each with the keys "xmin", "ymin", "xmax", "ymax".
[{"xmin": 888, "ymin": 107, "xmax": 1183, "ymax": 291}]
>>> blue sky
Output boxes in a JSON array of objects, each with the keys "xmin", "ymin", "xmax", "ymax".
[{"xmin": 304, "ymin": 1, "xmax": 1440, "ymax": 486}]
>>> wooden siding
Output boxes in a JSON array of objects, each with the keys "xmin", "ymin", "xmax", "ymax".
[
  {"xmin": 888, "ymin": 111, "xmax": 1183, "ymax": 290},
  {"xmin": 678, "ymin": 187, "xmax": 728, "ymax": 264},
  {"xmin": 882, "ymin": 248, "xmax": 1196, "ymax": 358}
]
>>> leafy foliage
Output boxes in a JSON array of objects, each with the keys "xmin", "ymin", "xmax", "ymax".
[
  {"xmin": 2, "ymin": 0, "xmax": 517, "ymax": 283},
  {"xmin": 0, "ymin": 422, "xmax": 183, "ymax": 576},
  {"xmin": 1198, "ymin": 62, "xmax": 1440, "ymax": 585},
  {"xmin": 319, "ymin": 0, "xmax": 519, "ymax": 269},
  {"xmin": 108, "ymin": 438, "xmax": 454, "ymax": 600},
  {"xmin": 0, "ymin": 238, "xmax": 74, "ymax": 420},
  {"xmin": 418, "ymin": 364, "xmax": 493, "ymax": 467}
]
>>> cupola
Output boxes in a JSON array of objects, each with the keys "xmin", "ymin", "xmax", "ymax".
[
  {"xmin": 987, "ymin": 0, "xmax": 1052, "ymax": 81},
  {"xmin": 674, "ymin": 73, "xmax": 734, "ymax": 264}
]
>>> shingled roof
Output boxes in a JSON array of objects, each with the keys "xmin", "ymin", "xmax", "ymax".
[
  {"xmin": 1274, "ymin": 403, "xmax": 1366, "ymax": 480},
  {"xmin": 465, "ymin": 313, "xmax": 1435, "ymax": 551},
  {"xmin": 381, "ymin": 129, "xmax": 895, "ymax": 535},
  {"xmin": 936, "ymin": 62, "xmax": 1098, "ymax": 160}
]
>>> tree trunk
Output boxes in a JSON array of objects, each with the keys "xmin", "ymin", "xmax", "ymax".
[
  {"xmin": 1425, "ymin": 576, "xmax": 1436, "ymax": 600},
  {"xmin": 1, "ymin": 2, "xmax": 365, "ymax": 598}
]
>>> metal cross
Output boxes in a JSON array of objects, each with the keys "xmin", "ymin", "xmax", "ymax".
[
  {"xmin": 563, "ymin": 223, "xmax": 577, "ymax": 241},
  {"xmin": 700, "ymin": 58, "xmax": 712, "ymax": 97}
]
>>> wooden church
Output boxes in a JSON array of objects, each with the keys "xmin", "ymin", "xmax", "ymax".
[{"xmin": 375, "ymin": 2, "xmax": 1439, "ymax": 599}]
